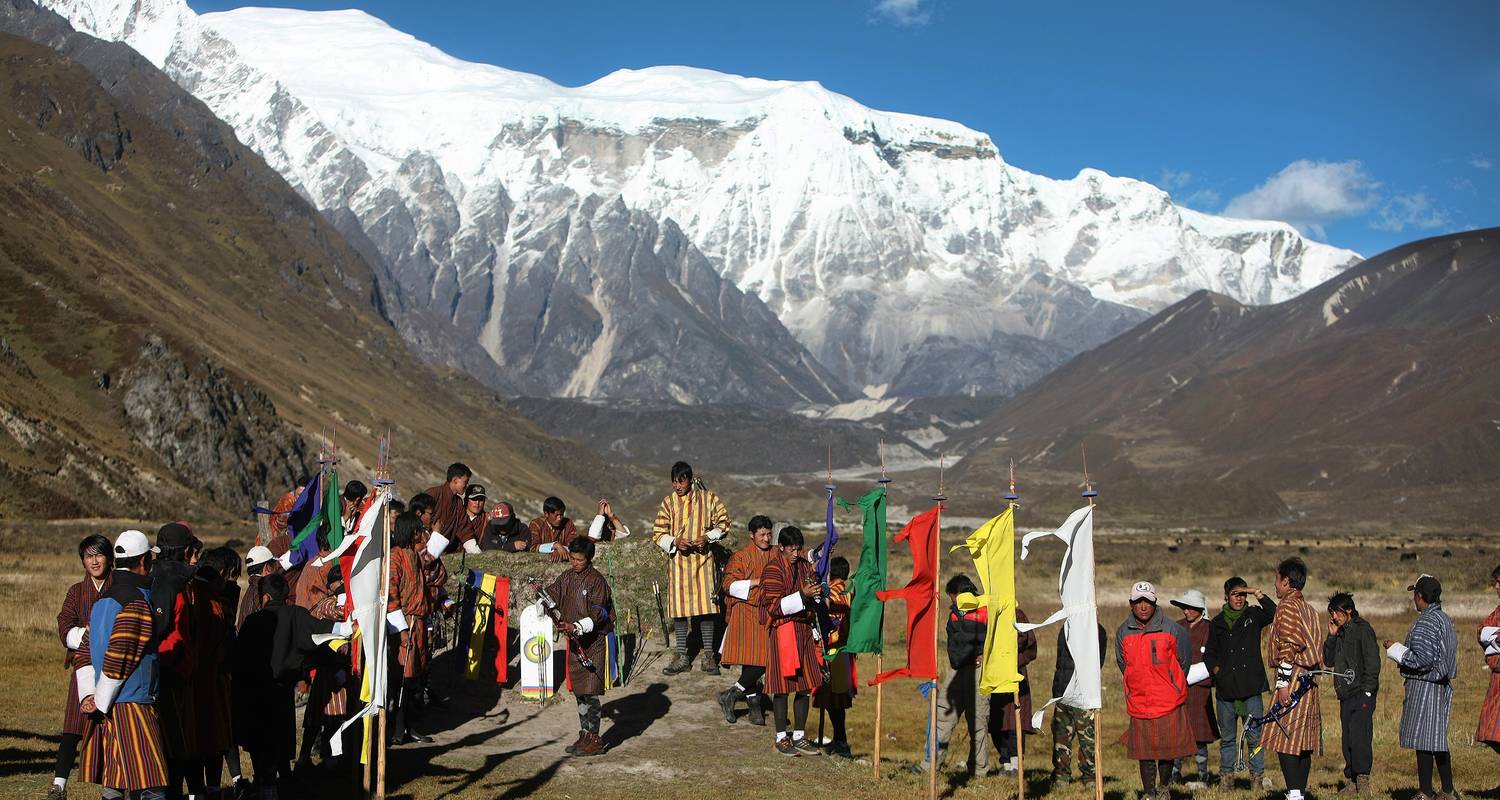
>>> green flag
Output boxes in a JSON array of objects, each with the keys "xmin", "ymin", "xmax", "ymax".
[
  {"xmin": 323, "ymin": 467, "xmax": 344, "ymax": 550},
  {"xmin": 839, "ymin": 486, "xmax": 888, "ymax": 654}
]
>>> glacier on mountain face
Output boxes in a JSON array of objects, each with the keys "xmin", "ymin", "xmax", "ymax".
[{"xmin": 40, "ymin": 0, "xmax": 1362, "ymax": 401}]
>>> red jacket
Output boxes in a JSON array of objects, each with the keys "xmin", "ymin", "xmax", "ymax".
[{"xmin": 1116, "ymin": 608, "xmax": 1191, "ymax": 719}]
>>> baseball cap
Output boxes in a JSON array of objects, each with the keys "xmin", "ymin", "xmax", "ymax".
[
  {"xmin": 1129, "ymin": 581, "xmax": 1158, "ymax": 603},
  {"xmin": 492, "ymin": 501, "xmax": 513, "ymax": 521},
  {"xmin": 1406, "ymin": 574, "xmax": 1442, "ymax": 599},
  {"xmin": 1171, "ymin": 589, "xmax": 1208, "ymax": 611},
  {"xmin": 245, "ymin": 546, "xmax": 274, "ymax": 568},
  {"xmin": 156, "ymin": 522, "xmax": 193, "ymax": 549},
  {"xmin": 115, "ymin": 529, "xmax": 159, "ymax": 558},
  {"xmin": 465, "ymin": 484, "xmax": 487, "ymax": 501}
]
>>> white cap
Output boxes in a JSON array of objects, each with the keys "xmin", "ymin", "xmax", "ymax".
[
  {"xmin": 114, "ymin": 529, "xmax": 159, "ymax": 559},
  {"xmin": 1171, "ymin": 589, "xmax": 1208, "ymax": 611},
  {"xmin": 1129, "ymin": 581, "xmax": 1157, "ymax": 603},
  {"xmin": 245, "ymin": 546, "xmax": 274, "ymax": 568}
]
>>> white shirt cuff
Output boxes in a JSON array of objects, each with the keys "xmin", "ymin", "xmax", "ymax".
[
  {"xmin": 538, "ymin": 542, "xmax": 555, "ymax": 554},
  {"xmin": 462, "ymin": 539, "xmax": 481, "ymax": 555},
  {"xmin": 386, "ymin": 610, "xmax": 409, "ymax": 633},
  {"xmin": 728, "ymin": 580, "xmax": 752, "ymax": 601},
  {"xmin": 614, "ymin": 523, "xmax": 630, "ymax": 539},
  {"xmin": 94, "ymin": 675, "xmax": 121, "ymax": 714},
  {"xmin": 1481, "ymin": 626, "xmax": 1500, "ymax": 645},
  {"xmin": 425, "ymin": 532, "xmax": 449, "ymax": 559},
  {"xmin": 705, "ymin": 527, "xmax": 726, "ymax": 542},
  {"xmin": 75, "ymin": 666, "xmax": 96, "ymax": 702},
  {"xmin": 331, "ymin": 621, "xmax": 353, "ymax": 638},
  {"xmin": 65, "ymin": 626, "xmax": 85, "ymax": 650},
  {"xmin": 655, "ymin": 535, "xmax": 676, "ymax": 554},
  {"xmin": 1387, "ymin": 642, "xmax": 1409, "ymax": 662},
  {"xmin": 1186, "ymin": 662, "xmax": 1210, "ymax": 685},
  {"xmin": 335, "ymin": 593, "xmax": 347, "ymax": 608},
  {"xmin": 780, "ymin": 593, "xmax": 805, "ymax": 615},
  {"xmin": 277, "ymin": 551, "xmax": 294, "ymax": 571},
  {"xmin": 588, "ymin": 515, "xmax": 606, "ymax": 540},
  {"xmin": 576, "ymin": 616, "xmax": 594, "ymax": 634}
]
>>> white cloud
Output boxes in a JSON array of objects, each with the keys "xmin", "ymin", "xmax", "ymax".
[
  {"xmin": 1451, "ymin": 176, "xmax": 1476, "ymax": 194},
  {"xmin": 1184, "ymin": 188, "xmax": 1221, "ymax": 209},
  {"xmin": 1223, "ymin": 159, "xmax": 1379, "ymax": 239},
  {"xmin": 1471, "ymin": 156, "xmax": 1494, "ymax": 170},
  {"xmin": 1158, "ymin": 168, "xmax": 1193, "ymax": 191},
  {"xmin": 1372, "ymin": 193, "xmax": 1451, "ymax": 233},
  {"xmin": 871, "ymin": 0, "xmax": 931, "ymax": 26}
]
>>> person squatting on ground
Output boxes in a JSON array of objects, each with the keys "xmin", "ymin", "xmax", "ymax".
[
  {"xmin": 1169, "ymin": 589, "xmax": 1217, "ymax": 788},
  {"xmin": 78, "ymin": 530, "xmax": 170, "ymax": 800},
  {"xmin": 50, "ymin": 535, "xmax": 113, "ymax": 800},
  {"xmin": 541, "ymin": 537, "xmax": 616, "ymax": 757},
  {"xmin": 232, "ymin": 573, "xmax": 348, "ymax": 799},
  {"xmin": 921, "ymin": 575, "xmax": 990, "ymax": 775},
  {"xmin": 652, "ymin": 461, "xmax": 731, "ymax": 676},
  {"xmin": 1322, "ymin": 591, "xmax": 1380, "ymax": 796},
  {"xmin": 811, "ymin": 556, "xmax": 855, "ymax": 757},
  {"xmin": 1049, "ymin": 622, "xmax": 1107, "ymax": 785},
  {"xmin": 1115, "ymin": 580, "xmax": 1195, "ymax": 800},
  {"xmin": 719, "ymin": 515, "xmax": 776, "ymax": 726},
  {"xmin": 1385, "ymin": 574, "xmax": 1459, "ymax": 800},
  {"xmin": 1262, "ymin": 557, "xmax": 1325, "ymax": 800},
  {"xmin": 1479, "ymin": 563, "xmax": 1500, "ymax": 787},
  {"xmin": 1203, "ymin": 575, "xmax": 1276, "ymax": 789},
  {"xmin": 758, "ymin": 525, "xmax": 824, "ymax": 756}
]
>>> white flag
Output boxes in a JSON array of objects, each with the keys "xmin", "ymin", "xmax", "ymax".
[
  {"xmin": 328, "ymin": 494, "xmax": 390, "ymax": 756},
  {"xmin": 1017, "ymin": 505, "xmax": 1101, "ymax": 725}
]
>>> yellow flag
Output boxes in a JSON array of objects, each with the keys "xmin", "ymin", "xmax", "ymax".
[
  {"xmin": 466, "ymin": 573, "xmax": 498, "ymax": 679},
  {"xmin": 952, "ymin": 506, "xmax": 1022, "ymax": 695}
]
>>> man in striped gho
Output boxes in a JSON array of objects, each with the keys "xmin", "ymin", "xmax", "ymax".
[
  {"xmin": 77, "ymin": 530, "xmax": 169, "ymax": 800},
  {"xmin": 651, "ymin": 461, "xmax": 731, "ymax": 675},
  {"xmin": 1263, "ymin": 557, "xmax": 1325, "ymax": 800},
  {"xmin": 1385, "ymin": 574, "xmax": 1459, "ymax": 800}
]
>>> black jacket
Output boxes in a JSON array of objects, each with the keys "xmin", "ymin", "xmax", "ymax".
[
  {"xmin": 1053, "ymin": 623, "xmax": 1109, "ymax": 699},
  {"xmin": 946, "ymin": 603, "xmax": 986, "ymax": 668},
  {"xmin": 1203, "ymin": 597, "xmax": 1277, "ymax": 700},
  {"xmin": 1322, "ymin": 615, "xmax": 1380, "ymax": 701}
]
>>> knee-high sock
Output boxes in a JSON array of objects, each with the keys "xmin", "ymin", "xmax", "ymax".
[
  {"xmin": 1139, "ymin": 760, "xmax": 1157, "ymax": 792},
  {"xmin": 53, "ymin": 732, "xmax": 80, "ymax": 781},
  {"xmin": 699, "ymin": 616, "xmax": 715, "ymax": 655},
  {"xmin": 1278, "ymin": 751, "xmax": 1311, "ymax": 791},
  {"xmin": 773, "ymin": 694, "xmax": 790, "ymax": 737},
  {"xmin": 793, "ymin": 692, "xmax": 810, "ymax": 735},
  {"xmin": 830, "ymin": 707, "xmax": 848, "ymax": 744},
  {"xmin": 674, "ymin": 618, "xmax": 689, "ymax": 655},
  {"xmin": 1435, "ymin": 750, "xmax": 1454, "ymax": 793},
  {"xmin": 1157, "ymin": 759, "xmax": 1173, "ymax": 787}
]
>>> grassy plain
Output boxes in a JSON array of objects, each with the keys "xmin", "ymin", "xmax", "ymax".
[{"xmin": 0, "ymin": 514, "xmax": 1496, "ymax": 800}]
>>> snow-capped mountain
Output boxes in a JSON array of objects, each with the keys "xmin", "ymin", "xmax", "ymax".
[{"xmin": 42, "ymin": 0, "xmax": 1362, "ymax": 400}]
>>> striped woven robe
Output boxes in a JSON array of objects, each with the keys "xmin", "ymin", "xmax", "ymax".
[
  {"xmin": 651, "ymin": 486, "xmax": 731, "ymax": 618},
  {"xmin": 1397, "ymin": 602, "xmax": 1458, "ymax": 751},
  {"xmin": 78, "ymin": 575, "xmax": 168, "ymax": 791},
  {"xmin": 1478, "ymin": 604, "xmax": 1500, "ymax": 744},
  {"xmin": 758, "ymin": 552, "xmax": 823, "ymax": 695},
  {"xmin": 720, "ymin": 542, "xmax": 774, "ymax": 667},
  {"xmin": 1262, "ymin": 590, "xmax": 1325, "ymax": 756},
  {"xmin": 388, "ymin": 546, "xmax": 429, "ymax": 678}
]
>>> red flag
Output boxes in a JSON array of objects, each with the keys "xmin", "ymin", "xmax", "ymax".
[
  {"xmin": 491, "ymin": 577, "xmax": 510, "ymax": 685},
  {"xmin": 869, "ymin": 505, "xmax": 941, "ymax": 685}
]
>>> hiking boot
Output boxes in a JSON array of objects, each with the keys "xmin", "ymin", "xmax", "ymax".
[
  {"xmin": 718, "ymin": 687, "xmax": 740, "ymax": 723},
  {"xmin": 1052, "ymin": 772, "xmax": 1074, "ymax": 785},
  {"xmin": 45, "ymin": 787, "xmax": 65, "ymax": 800},
  {"xmin": 1253, "ymin": 772, "xmax": 1272, "ymax": 790},
  {"xmin": 776, "ymin": 737, "xmax": 799, "ymax": 757},
  {"xmin": 699, "ymin": 653, "xmax": 721, "ymax": 674},
  {"xmin": 825, "ymin": 740, "xmax": 853, "ymax": 758},
  {"xmin": 1355, "ymin": 776, "xmax": 1372, "ymax": 796},
  {"xmin": 573, "ymin": 733, "xmax": 606, "ymax": 757},
  {"xmin": 1153, "ymin": 785, "xmax": 1171, "ymax": 800},
  {"xmin": 793, "ymin": 738, "xmax": 821, "ymax": 756},
  {"xmin": 1435, "ymin": 793, "xmax": 1459, "ymax": 800},
  {"xmin": 662, "ymin": 652, "xmax": 692, "ymax": 675},
  {"xmin": 746, "ymin": 694, "xmax": 766, "ymax": 726},
  {"xmin": 1339, "ymin": 780, "xmax": 1358, "ymax": 795},
  {"xmin": 564, "ymin": 731, "xmax": 586, "ymax": 755}
]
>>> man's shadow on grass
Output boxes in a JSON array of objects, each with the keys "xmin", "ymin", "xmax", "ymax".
[{"xmin": 601, "ymin": 681, "xmax": 671, "ymax": 750}]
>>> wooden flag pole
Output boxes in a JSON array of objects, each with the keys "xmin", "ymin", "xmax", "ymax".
[
  {"xmin": 1082, "ymin": 447, "xmax": 1103, "ymax": 800},
  {"xmin": 873, "ymin": 440, "xmax": 890, "ymax": 780},
  {"xmin": 1007, "ymin": 461, "xmax": 1024, "ymax": 800},
  {"xmin": 927, "ymin": 457, "xmax": 945, "ymax": 800},
  {"xmin": 374, "ymin": 435, "xmax": 394, "ymax": 800}
]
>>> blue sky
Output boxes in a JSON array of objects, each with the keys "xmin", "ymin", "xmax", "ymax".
[{"xmin": 189, "ymin": 0, "xmax": 1498, "ymax": 256}]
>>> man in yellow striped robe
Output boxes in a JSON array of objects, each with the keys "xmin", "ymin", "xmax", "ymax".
[{"xmin": 653, "ymin": 461, "xmax": 731, "ymax": 675}]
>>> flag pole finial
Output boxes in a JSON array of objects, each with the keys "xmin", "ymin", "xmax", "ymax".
[
  {"xmin": 877, "ymin": 439, "xmax": 891, "ymax": 485},
  {"xmin": 1081, "ymin": 444, "xmax": 1099, "ymax": 503},
  {"xmin": 1005, "ymin": 458, "xmax": 1020, "ymax": 504},
  {"xmin": 933, "ymin": 454, "xmax": 946, "ymax": 503}
]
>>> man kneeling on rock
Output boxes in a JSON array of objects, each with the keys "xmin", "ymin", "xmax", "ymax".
[{"xmin": 541, "ymin": 537, "xmax": 615, "ymax": 756}]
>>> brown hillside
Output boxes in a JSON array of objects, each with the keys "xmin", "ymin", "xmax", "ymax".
[{"xmin": 0, "ymin": 31, "xmax": 641, "ymax": 521}]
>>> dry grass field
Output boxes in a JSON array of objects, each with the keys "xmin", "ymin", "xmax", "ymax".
[{"xmin": 0, "ymin": 512, "xmax": 1497, "ymax": 800}]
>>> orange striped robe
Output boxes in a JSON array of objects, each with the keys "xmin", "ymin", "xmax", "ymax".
[
  {"xmin": 651, "ymin": 486, "xmax": 730, "ymax": 618},
  {"xmin": 1478, "ymin": 604, "xmax": 1500, "ymax": 744},
  {"xmin": 79, "ymin": 595, "xmax": 168, "ymax": 790},
  {"xmin": 814, "ymin": 579, "xmax": 856, "ymax": 710},
  {"xmin": 388, "ymin": 547, "xmax": 428, "ymax": 678},
  {"xmin": 1262, "ymin": 590, "xmax": 1324, "ymax": 755},
  {"xmin": 720, "ymin": 543, "xmax": 775, "ymax": 667},
  {"xmin": 758, "ymin": 552, "xmax": 824, "ymax": 695}
]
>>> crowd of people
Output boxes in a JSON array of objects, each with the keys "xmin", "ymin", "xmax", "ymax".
[{"xmin": 45, "ymin": 455, "xmax": 1500, "ymax": 800}]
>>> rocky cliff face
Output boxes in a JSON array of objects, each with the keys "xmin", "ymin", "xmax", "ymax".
[{"xmin": 122, "ymin": 336, "xmax": 309, "ymax": 512}]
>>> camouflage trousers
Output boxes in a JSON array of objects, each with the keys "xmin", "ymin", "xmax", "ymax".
[{"xmin": 1051, "ymin": 703, "xmax": 1097, "ymax": 779}]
